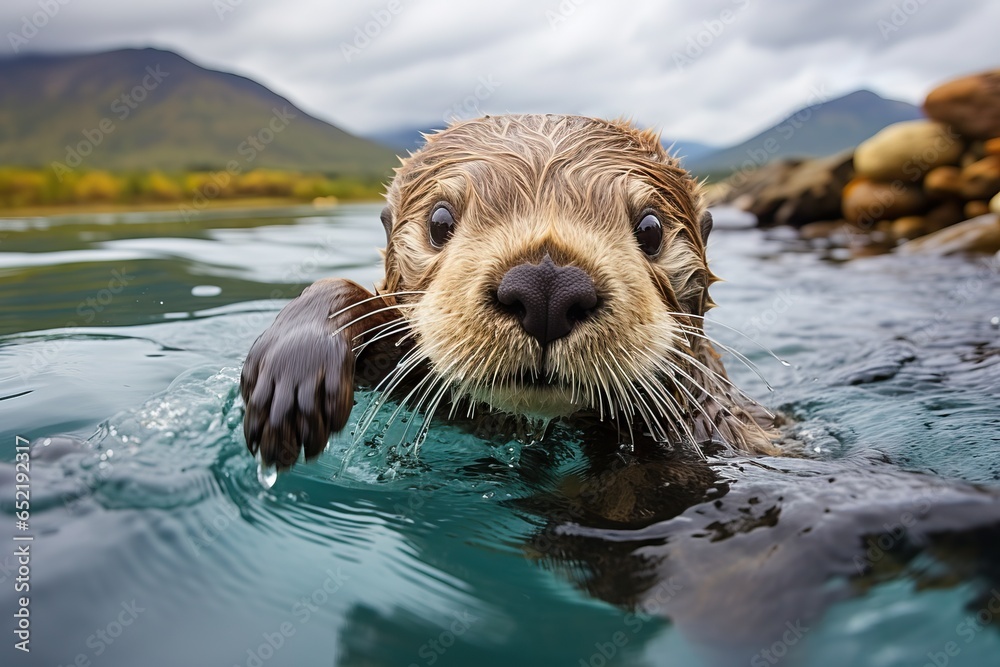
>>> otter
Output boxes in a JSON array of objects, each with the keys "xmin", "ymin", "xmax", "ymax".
[
  {"xmin": 240, "ymin": 114, "xmax": 779, "ymax": 468},
  {"xmin": 239, "ymin": 115, "xmax": 1000, "ymax": 660}
]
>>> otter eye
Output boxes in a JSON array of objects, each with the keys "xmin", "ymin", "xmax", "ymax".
[
  {"xmin": 634, "ymin": 212, "xmax": 663, "ymax": 256},
  {"xmin": 428, "ymin": 203, "xmax": 456, "ymax": 248}
]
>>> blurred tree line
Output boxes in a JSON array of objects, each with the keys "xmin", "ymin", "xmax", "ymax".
[{"xmin": 0, "ymin": 167, "xmax": 384, "ymax": 208}]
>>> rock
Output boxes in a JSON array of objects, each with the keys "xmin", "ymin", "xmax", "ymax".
[
  {"xmin": 890, "ymin": 216, "xmax": 925, "ymax": 241},
  {"xmin": 985, "ymin": 137, "xmax": 1000, "ymax": 156},
  {"xmin": 715, "ymin": 153, "xmax": 854, "ymax": 227},
  {"xmin": 854, "ymin": 120, "xmax": 963, "ymax": 181},
  {"xmin": 897, "ymin": 214, "xmax": 1000, "ymax": 255},
  {"xmin": 842, "ymin": 178, "xmax": 927, "ymax": 228},
  {"xmin": 923, "ymin": 165, "xmax": 963, "ymax": 199},
  {"xmin": 924, "ymin": 69, "xmax": 1000, "ymax": 140},
  {"xmin": 708, "ymin": 159, "xmax": 801, "ymax": 210},
  {"xmin": 965, "ymin": 200, "xmax": 991, "ymax": 219},
  {"xmin": 799, "ymin": 220, "xmax": 852, "ymax": 240},
  {"xmin": 924, "ymin": 201, "xmax": 965, "ymax": 232},
  {"xmin": 959, "ymin": 155, "xmax": 1000, "ymax": 200},
  {"xmin": 991, "ymin": 192, "xmax": 1000, "ymax": 216}
]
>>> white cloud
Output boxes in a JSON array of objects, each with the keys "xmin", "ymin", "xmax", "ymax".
[{"xmin": 2, "ymin": 0, "xmax": 997, "ymax": 145}]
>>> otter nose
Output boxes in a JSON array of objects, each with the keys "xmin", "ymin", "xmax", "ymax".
[{"xmin": 496, "ymin": 254, "xmax": 598, "ymax": 347}]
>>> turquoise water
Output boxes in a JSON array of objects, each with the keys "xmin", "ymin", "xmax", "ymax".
[{"xmin": 1, "ymin": 204, "xmax": 999, "ymax": 666}]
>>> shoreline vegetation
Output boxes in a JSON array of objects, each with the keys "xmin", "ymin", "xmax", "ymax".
[{"xmin": 0, "ymin": 167, "xmax": 387, "ymax": 217}]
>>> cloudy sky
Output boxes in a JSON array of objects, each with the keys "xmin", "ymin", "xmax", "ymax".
[{"xmin": 3, "ymin": 0, "xmax": 998, "ymax": 145}]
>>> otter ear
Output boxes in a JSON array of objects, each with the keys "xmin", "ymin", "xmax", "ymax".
[
  {"xmin": 699, "ymin": 210, "xmax": 713, "ymax": 242},
  {"xmin": 380, "ymin": 206, "xmax": 393, "ymax": 244}
]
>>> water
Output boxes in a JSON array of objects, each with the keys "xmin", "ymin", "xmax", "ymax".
[{"xmin": 1, "ymin": 204, "xmax": 999, "ymax": 667}]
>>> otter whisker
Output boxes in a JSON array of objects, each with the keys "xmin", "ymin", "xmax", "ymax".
[
  {"xmin": 674, "ymin": 324, "xmax": 774, "ymax": 391},
  {"xmin": 353, "ymin": 323, "xmax": 414, "ymax": 355},
  {"xmin": 326, "ymin": 290, "xmax": 427, "ymax": 323},
  {"xmin": 642, "ymin": 344, "xmax": 730, "ymax": 418},
  {"xmin": 331, "ymin": 303, "xmax": 419, "ymax": 338},
  {"xmin": 665, "ymin": 312, "xmax": 790, "ymax": 367},
  {"xmin": 621, "ymin": 345, "xmax": 704, "ymax": 451},
  {"xmin": 620, "ymin": 346, "xmax": 699, "ymax": 435},
  {"xmin": 351, "ymin": 315, "xmax": 407, "ymax": 342},
  {"xmin": 354, "ymin": 317, "xmax": 449, "ymax": 435},
  {"xmin": 669, "ymin": 348, "xmax": 777, "ymax": 421},
  {"xmin": 411, "ymin": 377, "xmax": 453, "ymax": 455},
  {"xmin": 651, "ymin": 384, "xmax": 703, "ymax": 456},
  {"xmin": 663, "ymin": 335, "xmax": 774, "ymax": 415},
  {"xmin": 355, "ymin": 347, "xmax": 428, "ymax": 440},
  {"xmin": 382, "ymin": 366, "xmax": 442, "ymax": 445},
  {"xmin": 446, "ymin": 338, "xmax": 491, "ymax": 420},
  {"xmin": 590, "ymin": 358, "xmax": 615, "ymax": 421},
  {"xmin": 652, "ymin": 356, "xmax": 725, "ymax": 452}
]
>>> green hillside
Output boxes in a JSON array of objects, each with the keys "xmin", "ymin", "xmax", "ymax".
[{"xmin": 0, "ymin": 48, "xmax": 397, "ymax": 176}]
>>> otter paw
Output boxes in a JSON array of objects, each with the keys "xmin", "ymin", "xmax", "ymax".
[{"xmin": 240, "ymin": 326, "xmax": 355, "ymax": 469}]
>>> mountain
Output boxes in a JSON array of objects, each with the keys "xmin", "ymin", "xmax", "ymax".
[
  {"xmin": 365, "ymin": 125, "xmax": 720, "ymax": 165},
  {"xmin": 366, "ymin": 125, "xmax": 442, "ymax": 154},
  {"xmin": 687, "ymin": 90, "xmax": 923, "ymax": 175},
  {"xmin": 662, "ymin": 138, "xmax": 718, "ymax": 164},
  {"xmin": 0, "ymin": 48, "xmax": 398, "ymax": 175}
]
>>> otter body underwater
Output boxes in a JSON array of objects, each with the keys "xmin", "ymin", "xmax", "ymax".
[{"xmin": 240, "ymin": 115, "xmax": 1000, "ymax": 657}]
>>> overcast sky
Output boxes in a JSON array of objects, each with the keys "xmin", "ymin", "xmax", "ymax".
[{"xmin": 3, "ymin": 0, "xmax": 998, "ymax": 145}]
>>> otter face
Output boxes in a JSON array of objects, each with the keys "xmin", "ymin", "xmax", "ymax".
[{"xmin": 380, "ymin": 115, "xmax": 717, "ymax": 439}]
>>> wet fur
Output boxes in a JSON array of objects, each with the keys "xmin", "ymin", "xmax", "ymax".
[
  {"xmin": 242, "ymin": 115, "xmax": 781, "ymax": 466},
  {"xmin": 381, "ymin": 114, "xmax": 778, "ymax": 454}
]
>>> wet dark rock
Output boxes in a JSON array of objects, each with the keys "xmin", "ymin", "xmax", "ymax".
[{"xmin": 898, "ymin": 214, "xmax": 1000, "ymax": 255}]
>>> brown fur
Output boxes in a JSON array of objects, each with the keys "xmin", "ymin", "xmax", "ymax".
[{"xmin": 376, "ymin": 114, "xmax": 779, "ymax": 454}]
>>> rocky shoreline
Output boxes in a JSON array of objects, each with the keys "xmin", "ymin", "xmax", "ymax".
[{"xmin": 708, "ymin": 68, "xmax": 1000, "ymax": 257}]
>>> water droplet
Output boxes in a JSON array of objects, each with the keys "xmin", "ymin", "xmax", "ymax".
[
  {"xmin": 991, "ymin": 316, "xmax": 999, "ymax": 329},
  {"xmin": 105, "ymin": 449, "xmax": 114, "ymax": 458},
  {"xmin": 256, "ymin": 456, "xmax": 277, "ymax": 489},
  {"xmin": 482, "ymin": 491, "xmax": 495, "ymax": 499}
]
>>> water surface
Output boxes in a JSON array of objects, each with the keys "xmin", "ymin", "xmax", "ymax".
[{"xmin": 1, "ymin": 204, "xmax": 998, "ymax": 666}]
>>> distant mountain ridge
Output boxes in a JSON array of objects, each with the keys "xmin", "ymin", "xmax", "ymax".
[
  {"xmin": 365, "ymin": 90, "xmax": 917, "ymax": 176},
  {"xmin": 687, "ymin": 89, "xmax": 923, "ymax": 175},
  {"xmin": 365, "ymin": 124, "xmax": 720, "ymax": 163},
  {"xmin": 0, "ymin": 48, "xmax": 397, "ymax": 175}
]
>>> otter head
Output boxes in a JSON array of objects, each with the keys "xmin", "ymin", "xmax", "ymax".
[{"xmin": 379, "ymin": 115, "xmax": 728, "ymax": 444}]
